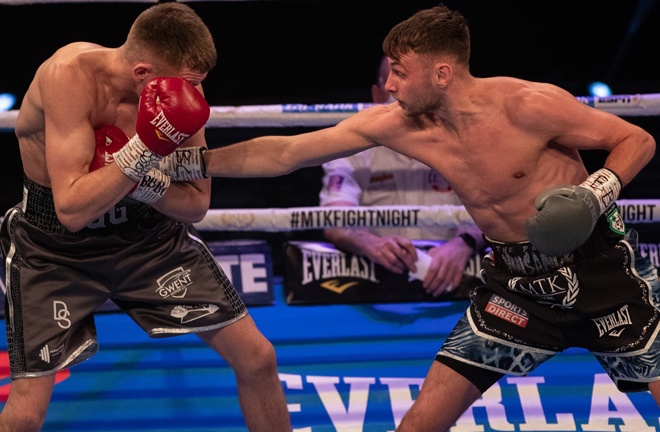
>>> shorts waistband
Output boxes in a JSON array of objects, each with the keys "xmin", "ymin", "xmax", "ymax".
[
  {"xmin": 21, "ymin": 175, "xmax": 157, "ymax": 235},
  {"xmin": 486, "ymin": 204, "xmax": 625, "ymax": 276}
]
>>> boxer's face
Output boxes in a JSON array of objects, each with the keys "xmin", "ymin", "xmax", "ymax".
[{"xmin": 386, "ymin": 53, "xmax": 444, "ymax": 117}]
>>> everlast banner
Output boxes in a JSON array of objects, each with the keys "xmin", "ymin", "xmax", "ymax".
[{"xmin": 284, "ymin": 241, "xmax": 485, "ymax": 305}]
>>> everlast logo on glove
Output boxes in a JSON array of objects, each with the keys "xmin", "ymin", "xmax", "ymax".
[
  {"xmin": 151, "ymin": 111, "xmax": 190, "ymax": 145},
  {"xmin": 112, "ymin": 77, "xmax": 210, "ymax": 182}
]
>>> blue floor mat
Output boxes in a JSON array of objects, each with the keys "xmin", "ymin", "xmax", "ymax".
[{"xmin": 1, "ymin": 281, "xmax": 658, "ymax": 431}]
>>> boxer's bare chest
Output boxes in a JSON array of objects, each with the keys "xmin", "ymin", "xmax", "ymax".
[{"xmin": 93, "ymin": 102, "xmax": 138, "ymax": 136}]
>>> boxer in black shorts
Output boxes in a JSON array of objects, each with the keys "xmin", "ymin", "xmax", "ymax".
[
  {"xmin": 1, "ymin": 177, "xmax": 247, "ymax": 377},
  {"xmin": 1, "ymin": 3, "xmax": 290, "ymax": 431},
  {"xmin": 437, "ymin": 204, "xmax": 660, "ymax": 393}
]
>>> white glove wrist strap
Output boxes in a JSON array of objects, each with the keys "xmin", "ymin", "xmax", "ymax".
[
  {"xmin": 578, "ymin": 168, "xmax": 622, "ymax": 214},
  {"xmin": 129, "ymin": 168, "xmax": 171, "ymax": 204},
  {"xmin": 158, "ymin": 147, "xmax": 207, "ymax": 181},
  {"xmin": 113, "ymin": 135, "xmax": 162, "ymax": 182}
]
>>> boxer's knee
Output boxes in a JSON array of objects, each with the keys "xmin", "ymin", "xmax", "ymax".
[
  {"xmin": 0, "ymin": 376, "xmax": 53, "ymax": 432},
  {"xmin": 0, "ymin": 410, "xmax": 46, "ymax": 432},
  {"xmin": 236, "ymin": 338, "xmax": 279, "ymax": 382}
]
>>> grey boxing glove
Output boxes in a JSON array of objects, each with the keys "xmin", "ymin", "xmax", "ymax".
[{"xmin": 526, "ymin": 168, "xmax": 622, "ymax": 256}]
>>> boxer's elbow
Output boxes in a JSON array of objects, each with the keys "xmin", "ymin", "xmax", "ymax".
[
  {"xmin": 642, "ymin": 131, "xmax": 656, "ymax": 162},
  {"xmin": 276, "ymin": 148, "xmax": 308, "ymax": 175},
  {"xmin": 182, "ymin": 186, "xmax": 211, "ymax": 223},
  {"xmin": 182, "ymin": 204, "xmax": 209, "ymax": 224},
  {"xmin": 152, "ymin": 184, "xmax": 210, "ymax": 223},
  {"xmin": 175, "ymin": 209, "xmax": 208, "ymax": 225},
  {"xmin": 632, "ymin": 130, "xmax": 656, "ymax": 183},
  {"xmin": 56, "ymin": 209, "xmax": 89, "ymax": 232}
]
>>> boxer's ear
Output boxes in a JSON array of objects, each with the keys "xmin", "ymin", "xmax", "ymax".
[
  {"xmin": 133, "ymin": 64, "xmax": 153, "ymax": 83},
  {"xmin": 434, "ymin": 63, "xmax": 452, "ymax": 88}
]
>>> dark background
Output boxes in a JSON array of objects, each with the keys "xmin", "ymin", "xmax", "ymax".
[{"xmin": 1, "ymin": 0, "xmax": 659, "ymax": 258}]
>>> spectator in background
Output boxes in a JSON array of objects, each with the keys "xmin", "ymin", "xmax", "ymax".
[{"xmin": 319, "ymin": 56, "xmax": 484, "ymax": 297}]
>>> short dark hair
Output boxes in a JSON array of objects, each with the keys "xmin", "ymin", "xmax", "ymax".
[
  {"xmin": 127, "ymin": 2, "xmax": 217, "ymax": 73},
  {"xmin": 383, "ymin": 5, "xmax": 470, "ymax": 66}
]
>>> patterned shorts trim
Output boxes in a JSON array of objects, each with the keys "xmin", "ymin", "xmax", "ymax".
[{"xmin": 438, "ymin": 230, "xmax": 660, "ymax": 392}]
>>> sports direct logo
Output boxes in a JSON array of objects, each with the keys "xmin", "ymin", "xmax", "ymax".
[{"xmin": 485, "ymin": 294, "xmax": 529, "ymax": 328}]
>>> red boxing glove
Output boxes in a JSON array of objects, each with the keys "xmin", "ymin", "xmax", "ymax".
[
  {"xmin": 136, "ymin": 77, "xmax": 210, "ymax": 156},
  {"xmin": 92, "ymin": 124, "xmax": 171, "ymax": 204},
  {"xmin": 113, "ymin": 77, "xmax": 210, "ymax": 182},
  {"xmin": 90, "ymin": 124, "xmax": 129, "ymax": 171}
]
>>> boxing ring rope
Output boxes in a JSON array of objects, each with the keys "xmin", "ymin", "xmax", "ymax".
[
  {"xmin": 193, "ymin": 200, "xmax": 660, "ymax": 232},
  {"xmin": 2, "ymin": 94, "xmax": 660, "ymax": 130},
  {"xmin": 195, "ymin": 205, "xmax": 474, "ymax": 232},
  {"xmin": 1, "ymin": 93, "xmax": 659, "ymax": 232}
]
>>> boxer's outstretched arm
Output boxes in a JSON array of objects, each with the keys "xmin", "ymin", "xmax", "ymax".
[
  {"xmin": 203, "ymin": 107, "xmax": 393, "ymax": 178},
  {"xmin": 205, "ymin": 134, "xmax": 358, "ymax": 178}
]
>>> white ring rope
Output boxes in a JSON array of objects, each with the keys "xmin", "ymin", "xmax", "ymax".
[
  {"xmin": 2, "ymin": 94, "xmax": 660, "ymax": 130},
  {"xmin": 193, "ymin": 200, "xmax": 660, "ymax": 231},
  {"xmin": 0, "ymin": 103, "xmax": 371, "ymax": 130},
  {"xmin": 194, "ymin": 205, "xmax": 473, "ymax": 232},
  {"xmin": 0, "ymin": 200, "xmax": 656, "ymax": 231},
  {"xmin": 206, "ymin": 103, "xmax": 376, "ymax": 128}
]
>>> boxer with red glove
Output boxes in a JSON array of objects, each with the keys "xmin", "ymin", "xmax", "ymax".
[
  {"xmin": 94, "ymin": 124, "xmax": 207, "ymax": 180},
  {"xmin": 113, "ymin": 76, "xmax": 210, "ymax": 182},
  {"xmin": 93, "ymin": 124, "xmax": 171, "ymax": 204},
  {"xmin": 90, "ymin": 124, "xmax": 129, "ymax": 172}
]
